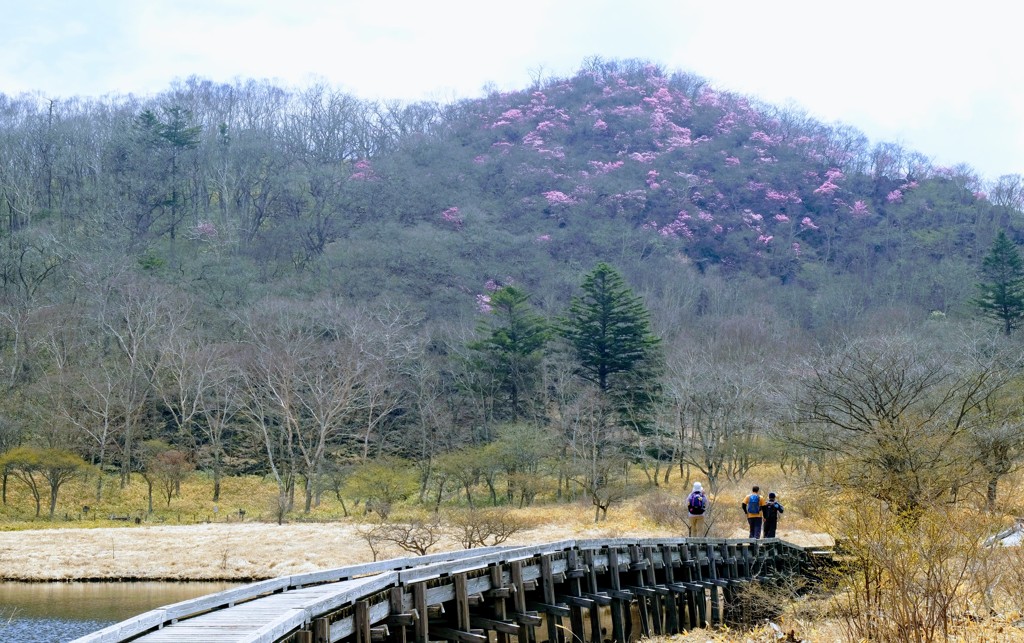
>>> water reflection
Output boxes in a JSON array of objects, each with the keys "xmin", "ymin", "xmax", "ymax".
[{"xmin": 0, "ymin": 581, "xmax": 237, "ymax": 642}]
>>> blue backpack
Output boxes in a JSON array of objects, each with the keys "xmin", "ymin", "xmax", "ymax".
[{"xmin": 746, "ymin": 493, "xmax": 760, "ymax": 514}]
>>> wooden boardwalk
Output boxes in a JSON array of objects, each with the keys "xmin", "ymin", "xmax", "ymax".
[{"xmin": 73, "ymin": 538, "xmax": 828, "ymax": 643}]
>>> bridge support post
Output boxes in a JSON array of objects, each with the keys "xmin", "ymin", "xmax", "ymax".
[
  {"xmin": 562, "ymin": 549, "xmax": 587, "ymax": 643},
  {"xmin": 313, "ymin": 617, "xmax": 330, "ymax": 643},
  {"xmin": 355, "ymin": 600, "xmax": 372, "ymax": 643},
  {"xmin": 510, "ymin": 560, "xmax": 536, "ymax": 643},
  {"xmin": 627, "ymin": 545, "xmax": 651, "ymax": 637},
  {"xmin": 413, "ymin": 582, "xmax": 429, "ymax": 643},
  {"xmin": 487, "ymin": 564, "xmax": 511, "ymax": 643},
  {"xmin": 582, "ymin": 549, "xmax": 605, "ymax": 643},
  {"xmin": 606, "ymin": 547, "xmax": 629, "ymax": 643},
  {"xmin": 706, "ymin": 543, "xmax": 721, "ymax": 625},
  {"xmin": 388, "ymin": 587, "xmax": 408, "ymax": 643}
]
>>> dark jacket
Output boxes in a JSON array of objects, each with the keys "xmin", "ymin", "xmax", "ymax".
[{"xmin": 762, "ymin": 501, "xmax": 784, "ymax": 522}]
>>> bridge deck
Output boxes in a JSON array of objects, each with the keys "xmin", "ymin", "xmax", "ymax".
[{"xmin": 132, "ymin": 576, "xmax": 379, "ymax": 642}]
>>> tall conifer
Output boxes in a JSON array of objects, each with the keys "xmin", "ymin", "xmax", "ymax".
[{"xmin": 976, "ymin": 231, "xmax": 1024, "ymax": 336}]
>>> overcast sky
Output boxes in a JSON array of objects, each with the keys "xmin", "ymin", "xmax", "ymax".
[{"xmin": 3, "ymin": 0, "xmax": 1021, "ymax": 182}]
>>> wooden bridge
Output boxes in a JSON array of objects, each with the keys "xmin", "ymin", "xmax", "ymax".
[{"xmin": 73, "ymin": 537, "xmax": 829, "ymax": 643}]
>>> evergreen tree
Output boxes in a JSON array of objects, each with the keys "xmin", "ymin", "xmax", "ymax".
[
  {"xmin": 468, "ymin": 286, "xmax": 549, "ymax": 420},
  {"xmin": 976, "ymin": 231, "xmax": 1024, "ymax": 336},
  {"xmin": 560, "ymin": 263, "xmax": 661, "ymax": 427}
]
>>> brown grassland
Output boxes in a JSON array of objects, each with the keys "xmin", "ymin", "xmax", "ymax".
[{"xmin": 3, "ymin": 467, "xmax": 1024, "ymax": 642}]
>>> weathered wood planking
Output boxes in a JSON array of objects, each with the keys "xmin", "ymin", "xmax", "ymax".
[{"xmin": 130, "ymin": 575, "xmax": 392, "ymax": 642}]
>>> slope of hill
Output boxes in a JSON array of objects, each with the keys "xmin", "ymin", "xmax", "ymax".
[
  {"xmin": 1, "ymin": 58, "xmax": 1015, "ymax": 333},
  {"xmin": 315, "ymin": 58, "xmax": 1017, "ymax": 328}
]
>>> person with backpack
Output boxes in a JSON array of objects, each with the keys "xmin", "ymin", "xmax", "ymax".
[
  {"xmin": 686, "ymin": 482, "xmax": 708, "ymax": 536},
  {"xmin": 762, "ymin": 492, "xmax": 784, "ymax": 538},
  {"xmin": 741, "ymin": 485, "xmax": 766, "ymax": 539}
]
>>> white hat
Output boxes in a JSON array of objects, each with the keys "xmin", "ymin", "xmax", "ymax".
[{"xmin": 693, "ymin": 482, "xmax": 702, "ymax": 491}]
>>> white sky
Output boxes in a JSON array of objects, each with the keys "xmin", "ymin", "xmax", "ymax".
[{"xmin": 3, "ymin": 0, "xmax": 1022, "ymax": 182}]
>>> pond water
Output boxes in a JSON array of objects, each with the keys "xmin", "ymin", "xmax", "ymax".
[{"xmin": 0, "ymin": 580, "xmax": 237, "ymax": 642}]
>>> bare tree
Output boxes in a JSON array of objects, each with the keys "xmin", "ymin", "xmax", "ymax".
[{"xmin": 786, "ymin": 332, "xmax": 1013, "ymax": 514}]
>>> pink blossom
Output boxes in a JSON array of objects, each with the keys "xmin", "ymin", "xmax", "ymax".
[
  {"xmin": 627, "ymin": 151, "xmax": 658, "ymax": 163},
  {"xmin": 886, "ymin": 190, "xmax": 903, "ymax": 203},
  {"xmin": 974, "ymin": 191, "xmax": 988, "ymax": 201},
  {"xmin": 441, "ymin": 207, "xmax": 463, "ymax": 229},
  {"xmin": 484, "ymin": 279, "xmax": 500, "ymax": 291},
  {"xmin": 593, "ymin": 118, "xmax": 608, "ymax": 131},
  {"xmin": 349, "ymin": 158, "xmax": 376, "ymax": 181},
  {"xmin": 501, "ymin": 109, "xmax": 524, "ymax": 120},
  {"xmin": 792, "ymin": 242, "xmax": 801, "ymax": 255},
  {"xmin": 473, "ymin": 155, "xmax": 488, "ymax": 164},
  {"xmin": 813, "ymin": 181, "xmax": 839, "ymax": 196},
  {"xmin": 750, "ymin": 131, "xmax": 780, "ymax": 146},
  {"xmin": 774, "ymin": 214, "xmax": 790, "ymax": 223},
  {"xmin": 800, "ymin": 217, "xmax": 818, "ymax": 230},
  {"xmin": 589, "ymin": 160, "xmax": 624, "ymax": 174},
  {"xmin": 646, "ymin": 170, "xmax": 660, "ymax": 189},
  {"xmin": 716, "ymin": 112, "xmax": 738, "ymax": 134},
  {"xmin": 543, "ymin": 190, "xmax": 578, "ymax": 206},
  {"xmin": 825, "ymin": 168, "xmax": 844, "ymax": 181},
  {"xmin": 535, "ymin": 234, "xmax": 551, "ymax": 242},
  {"xmin": 850, "ymin": 200, "xmax": 869, "ymax": 216},
  {"xmin": 698, "ymin": 211, "xmax": 714, "ymax": 222},
  {"xmin": 656, "ymin": 211, "xmax": 695, "ymax": 239},
  {"xmin": 765, "ymin": 189, "xmax": 801, "ymax": 203},
  {"xmin": 757, "ymin": 234, "xmax": 774, "ymax": 245},
  {"xmin": 522, "ymin": 132, "xmax": 544, "ymax": 148},
  {"xmin": 195, "ymin": 221, "xmax": 217, "ymax": 237},
  {"xmin": 476, "ymin": 294, "xmax": 492, "ymax": 313},
  {"xmin": 724, "ymin": 156, "xmax": 741, "ymax": 166}
]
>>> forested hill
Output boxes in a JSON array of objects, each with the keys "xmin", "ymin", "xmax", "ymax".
[
  {"xmin": 4, "ymin": 56, "xmax": 1024, "ymax": 519},
  {"xmin": 1, "ymin": 58, "xmax": 1020, "ymax": 335}
]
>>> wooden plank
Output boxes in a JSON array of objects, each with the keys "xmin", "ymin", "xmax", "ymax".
[
  {"xmin": 429, "ymin": 626, "xmax": 488, "ymax": 643},
  {"xmin": 471, "ymin": 616, "xmax": 521, "ymax": 635}
]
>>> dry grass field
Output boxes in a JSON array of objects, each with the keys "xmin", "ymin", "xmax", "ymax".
[{"xmin": 0, "ymin": 469, "xmax": 829, "ymax": 582}]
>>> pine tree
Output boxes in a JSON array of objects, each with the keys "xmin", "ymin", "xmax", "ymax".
[
  {"xmin": 560, "ymin": 263, "xmax": 661, "ymax": 426},
  {"xmin": 468, "ymin": 285, "xmax": 549, "ymax": 420},
  {"xmin": 976, "ymin": 231, "xmax": 1024, "ymax": 336}
]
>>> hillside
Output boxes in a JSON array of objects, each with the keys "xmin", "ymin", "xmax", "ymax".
[
  {"xmin": 0, "ymin": 59, "xmax": 1018, "ymax": 331},
  {"xmin": 1, "ymin": 58, "xmax": 1023, "ymax": 522}
]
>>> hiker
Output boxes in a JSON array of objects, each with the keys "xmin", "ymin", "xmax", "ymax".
[
  {"xmin": 741, "ymin": 485, "xmax": 766, "ymax": 539},
  {"xmin": 686, "ymin": 481, "xmax": 708, "ymax": 536},
  {"xmin": 762, "ymin": 492, "xmax": 784, "ymax": 538}
]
